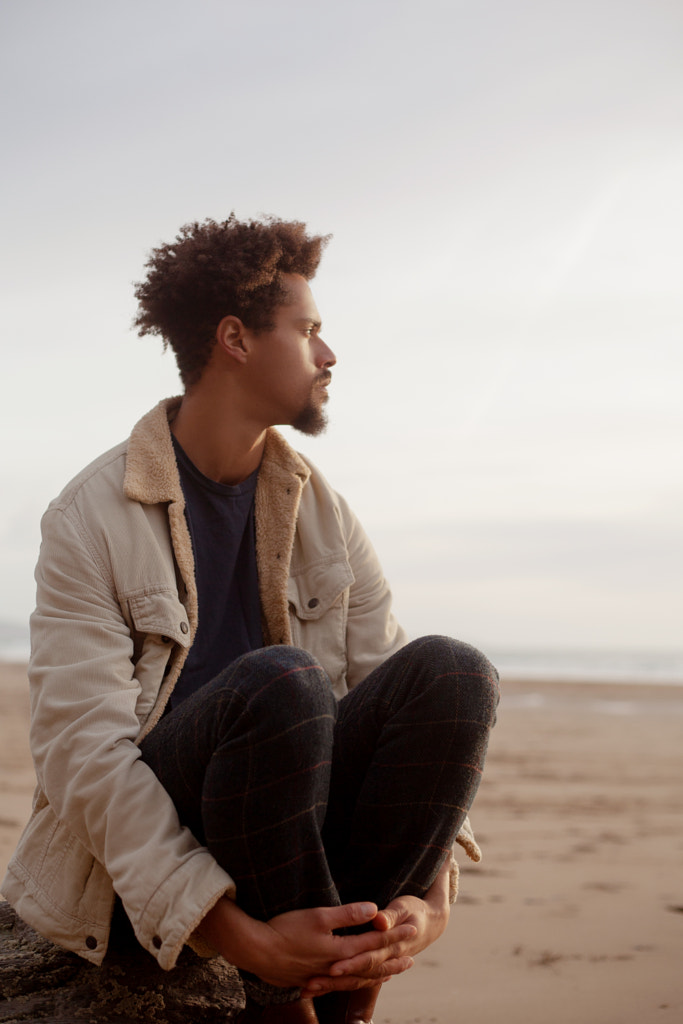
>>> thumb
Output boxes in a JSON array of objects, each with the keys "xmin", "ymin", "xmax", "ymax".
[
  {"xmin": 321, "ymin": 901, "xmax": 378, "ymax": 930},
  {"xmin": 372, "ymin": 907, "xmax": 397, "ymax": 931},
  {"xmin": 372, "ymin": 902, "xmax": 412, "ymax": 931}
]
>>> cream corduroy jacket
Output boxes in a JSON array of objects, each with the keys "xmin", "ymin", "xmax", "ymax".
[{"xmin": 1, "ymin": 398, "xmax": 480, "ymax": 970}]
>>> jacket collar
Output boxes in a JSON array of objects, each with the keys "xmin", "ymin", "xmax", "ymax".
[{"xmin": 123, "ymin": 397, "xmax": 311, "ymax": 504}]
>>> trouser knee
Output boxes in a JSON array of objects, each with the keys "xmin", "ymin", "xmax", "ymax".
[
  {"xmin": 399, "ymin": 634, "xmax": 499, "ymax": 728},
  {"xmin": 212, "ymin": 645, "xmax": 338, "ymax": 733}
]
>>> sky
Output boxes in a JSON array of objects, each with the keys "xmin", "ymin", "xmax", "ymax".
[{"xmin": 1, "ymin": 0, "xmax": 682, "ymax": 656}]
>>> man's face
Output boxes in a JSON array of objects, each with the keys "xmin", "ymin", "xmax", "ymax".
[{"xmin": 246, "ymin": 274, "xmax": 336, "ymax": 436}]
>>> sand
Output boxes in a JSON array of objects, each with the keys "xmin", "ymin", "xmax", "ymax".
[{"xmin": 1, "ymin": 664, "xmax": 681, "ymax": 1023}]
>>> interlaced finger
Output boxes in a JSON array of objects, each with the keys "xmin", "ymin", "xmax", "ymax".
[
  {"xmin": 301, "ymin": 957, "xmax": 414, "ymax": 997},
  {"xmin": 334, "ymin": 922, "xmax": 415, "ymax": 963},
  {"xmin": 331, "ymin": 941, "xmax": 415, "ymax": 978}
]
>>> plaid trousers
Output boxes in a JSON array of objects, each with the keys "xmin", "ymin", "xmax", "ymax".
[{"xmin": 139, "ymin": 635, "xmax": 498, "ymax": 923}]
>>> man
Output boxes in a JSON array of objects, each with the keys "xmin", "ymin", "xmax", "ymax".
[{"xmin": 2, "ymin": 216, "xmax": 498, "ymax": 1024}]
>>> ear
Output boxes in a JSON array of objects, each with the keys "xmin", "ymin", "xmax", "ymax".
[{"xmin": 215, "ymin": 315, "xmax": 249, "ymax": 365}]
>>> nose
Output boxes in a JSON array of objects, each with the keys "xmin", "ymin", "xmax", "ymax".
[{"xmin": 317, "ymin": 337, "xmax": 336, "ymax": 369}]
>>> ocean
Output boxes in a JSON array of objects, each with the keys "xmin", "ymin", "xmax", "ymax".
[
  {"xmin": 0, "ymin": 619, "xmax": 681, "ymax": 686},
  {"xmin": 488, "ymin": 646, "xmax": 683, "ymax": 686}
]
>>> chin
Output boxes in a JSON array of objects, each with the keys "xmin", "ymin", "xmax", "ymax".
[{"xmin": 291, "ymin": 405, "xmax": 328, "ymax": 437}]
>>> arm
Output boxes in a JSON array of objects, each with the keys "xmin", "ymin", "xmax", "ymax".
[
  {"xmin": 29, "ymin": 504, "xmax": 233, "ymax": 966},
  {"xmin": 335, "ymin": 491, "xmax": 408, "ymax": 689}
]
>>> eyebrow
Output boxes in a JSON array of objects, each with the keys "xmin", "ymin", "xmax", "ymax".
[{"xmin": 297, "ymin": 317, "xmax": 322, "ymax": 330}]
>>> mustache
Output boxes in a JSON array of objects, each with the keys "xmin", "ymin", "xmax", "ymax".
[{"xmin": 316, "ymin": 371, "xmax": 332, "ymax": 386}]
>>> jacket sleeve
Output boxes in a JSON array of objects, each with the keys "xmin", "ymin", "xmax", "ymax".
[
  {"xmin": 28, "ymin": 503, "xmax": 234, "ymax": 968},
  {"xmin": 334, "ymin": 492, "xmax": 408, "ymax": 690}
]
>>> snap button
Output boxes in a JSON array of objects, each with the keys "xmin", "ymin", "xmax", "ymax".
[
  {"xmin": 180, "ymin": 622, "xmax": 189, "ymax": 634},
  {"xmin": 85, "ymin": 935, "xmax": 97, "ymax": 950},
  {"xmin": 307, "ymin": 598, "xmax": 320, "ymax": 609},
  {"xmin": 152, "ymin": 934, "xmax": 162, "ymax": 949}
]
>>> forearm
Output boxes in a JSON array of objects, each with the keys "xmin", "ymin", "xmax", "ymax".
[{"xmin": 196, "ymin": 896, "xmax": 271, "ymax": 975}]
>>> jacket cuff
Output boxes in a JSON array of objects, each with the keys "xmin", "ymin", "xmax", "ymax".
[
  {"xmin": 448, "ymin": 850, "xmax": 459, "ymax": 904},
  {"xmin": 450, "ymin": 814, "xmax": 482, "ymax": 904},
  {"xmin": 133, "ymin": 851, "xmax": 236, "ymax": 970},
  {"xmin": 455, "ymin": 814, "xmax": 482, "ymax": 863}
]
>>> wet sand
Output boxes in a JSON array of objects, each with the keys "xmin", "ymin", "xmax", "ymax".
[{"xmin": 1, "ymin": 666, "xmax": 681, "ymax": 1022}]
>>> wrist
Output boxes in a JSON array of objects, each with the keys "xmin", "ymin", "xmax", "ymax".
[{"xmin": 196, "ymin": 896, "xmax": 270, "ymax": 974}]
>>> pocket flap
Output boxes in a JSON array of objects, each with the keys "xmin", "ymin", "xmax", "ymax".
[
  {"xmin": 287, "ymin": 560, "xmax": 354, "ymax": 620},
  {"xmin": 128, "ymin": 590, "xmax": 191, "ymax": 647}
]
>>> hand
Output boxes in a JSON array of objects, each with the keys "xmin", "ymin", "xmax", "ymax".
[
  {"xmin": 197, "ymin": 897, "xmax": 417, "ymax": 992},
  {"xmin": 303, "ymin": 857, "xmax": 452, "ymax": 996},
  {"xmin": 375, "ymin": 856, "xmax": 451, "ymax": 955}
]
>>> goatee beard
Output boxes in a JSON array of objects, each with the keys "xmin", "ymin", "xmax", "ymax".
[
  {"xmin": 292, "ymin": 373, "xmax": 331, "ymax": 437},
  {"xmin": 292, "ymin": 403, "xmax": 328, "ymax": 437}
]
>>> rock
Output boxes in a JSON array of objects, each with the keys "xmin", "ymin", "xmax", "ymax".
[{"xmin": 0, "ymin": 900, "xmax": 245, "ymax": 1022}]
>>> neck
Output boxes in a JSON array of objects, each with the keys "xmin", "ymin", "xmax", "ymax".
[{"xmin": 171, "ymin": 380, "xmax": 266, "ymax": 485}]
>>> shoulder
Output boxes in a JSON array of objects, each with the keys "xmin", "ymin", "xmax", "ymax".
[
  {"xmin": 46, "ymin": 398, "xmax": 180, "ymax": 519},
  {"xmin": 47, "ymin": 440, "xmax": 129, "ymax": 517},
  {"xmin": 296, "ymin": 452, "xmax": 359, "ymax": 532}
]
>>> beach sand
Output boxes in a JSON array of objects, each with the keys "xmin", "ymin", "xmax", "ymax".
[{"xmin": 1, "ymin": 664, "xmax": 681, "ymax": 1022}]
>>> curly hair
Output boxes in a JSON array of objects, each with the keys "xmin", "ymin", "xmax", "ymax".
[{"xmin": 133, "ymin": 214, "xmax": 331, "ymax": 387}]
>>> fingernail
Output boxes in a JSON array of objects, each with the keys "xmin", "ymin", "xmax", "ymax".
[{"xmin": 360, "ymin": 902, "xmax": 376, "ymax": 915}]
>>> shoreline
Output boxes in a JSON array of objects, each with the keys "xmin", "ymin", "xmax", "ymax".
[{"xmin": 500, "ymin": 676, "xmax": 683, "ymax": 696}]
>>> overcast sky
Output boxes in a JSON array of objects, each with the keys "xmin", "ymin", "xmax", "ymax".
[{"xmin": 1, "ymin": 0, "xmax": 681, "ymax": 654}]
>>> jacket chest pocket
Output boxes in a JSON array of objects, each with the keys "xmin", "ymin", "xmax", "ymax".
[
  {"xmin": 127, "ymin": 590, "xmax": 191, "ymax": 722},
  {"xmin": 287, "ymin": 560, "xmax": 354, "ymax": 696}
]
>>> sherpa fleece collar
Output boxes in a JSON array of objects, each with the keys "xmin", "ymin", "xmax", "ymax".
[{"xmin": 123, "ymin": 397, "xmax": 311, "ymax": 505}]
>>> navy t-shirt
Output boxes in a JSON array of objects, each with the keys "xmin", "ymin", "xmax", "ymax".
[{"xmin": 170, "ymin": 437, "xmax": 263, "ymax": 707}]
